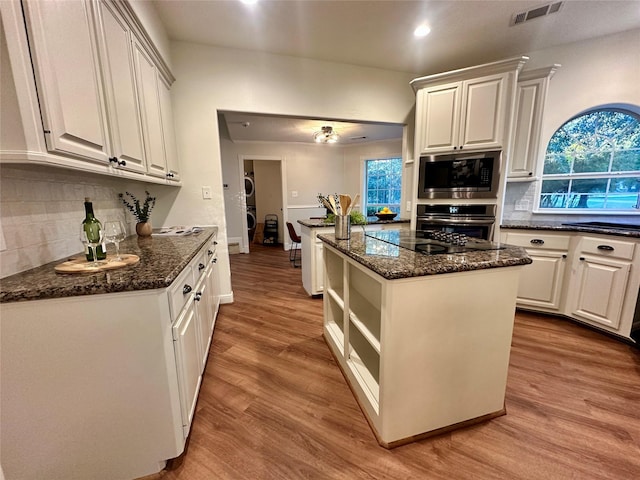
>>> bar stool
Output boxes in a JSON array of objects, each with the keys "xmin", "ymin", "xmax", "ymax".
[{"xmin": 286, "ymin": 222, "xmax": 301, "ymax": 267}]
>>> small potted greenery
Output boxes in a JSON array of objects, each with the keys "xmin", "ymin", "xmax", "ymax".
[{"xmin": 119, "ymin": 191, "xmax": 156, "ymax": 236}]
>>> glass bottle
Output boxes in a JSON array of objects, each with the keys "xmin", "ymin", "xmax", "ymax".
[{"xmin": 82, "ymin": 198, "xmax": 107, "ymax": 261}]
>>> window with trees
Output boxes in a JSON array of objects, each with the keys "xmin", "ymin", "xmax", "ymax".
[
  {"xmin": 364, "ymin": 157, "xmax": 402, "ymax": 216},
  {"xmin": 539, "ymin": 109, "xmax": 640, "ymax": 211}
]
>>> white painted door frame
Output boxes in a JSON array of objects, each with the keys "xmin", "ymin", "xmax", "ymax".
[{"xmin": 237, "ymin": 154, "xmax": 288, "ymax": 253}]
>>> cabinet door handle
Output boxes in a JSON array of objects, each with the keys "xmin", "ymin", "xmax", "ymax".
[
  {"xmin": 183, "ymin": 284, "xmax": 192, "ymax": 294},
  {"xmin": 166, "ymin": 172, "xmax": 175, "ymax": 178},
  {"xmin": 579, "ymin": 257, "xmax": 585, "ymax": 261},
  {"xmin": 214, "ymin": 241, "xmax": 218, "ymax": 245},
  {"xmin": 530, "ymin": 239, "xmax": 545, "ymax": 245},
  {"xmin": 212, "ymin": 258, "xmax": 217, "ymax": 263},
  {"xmin": 597, "ymin": 245, "xmax": 614, "ymax": 251},
  {"xmin": 194, "ymin": 292, "xmax": 202, "ymax": 301},
  {"xmin": 199, "ymin": 263, "xmax": 205, "ymax": 271},
  {"xmin": 207, "ymin": 249, "xmax": 213, "ymax": 256},
  {"xmin": 117, "ymin": 159, "xmax": 126, "ymax": 166}
]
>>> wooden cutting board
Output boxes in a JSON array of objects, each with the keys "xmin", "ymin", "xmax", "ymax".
[{"xmin": 54, "ymin": 254, "xmax": 140, "ymax": 274}]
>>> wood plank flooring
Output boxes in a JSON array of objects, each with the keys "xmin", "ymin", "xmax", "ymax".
[{"xmin": 141, "ymin": 244, "xmax": 640, "ymax": 480}]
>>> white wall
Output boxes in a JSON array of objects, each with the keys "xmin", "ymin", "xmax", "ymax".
[
  {"xmin": 503, "ymin": 28, "xmax": 640, "ymax": 222},
  {"xmin": 165, "ymin": 42, "xmax": 417, "ymax": 299}
]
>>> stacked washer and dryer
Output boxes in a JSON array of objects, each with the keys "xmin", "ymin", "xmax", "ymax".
[{"xmin": 244, "ymin": 172, "xmax": 257, "ymax": 240}]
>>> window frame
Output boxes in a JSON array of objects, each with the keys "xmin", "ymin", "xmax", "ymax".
[
  {"xmin": 361, "ymin": 156, "xmax": 403, "ymax": 217},
  {"xmin": 535, "ymin": 107, "xmax": 640, "ymax": 214}
]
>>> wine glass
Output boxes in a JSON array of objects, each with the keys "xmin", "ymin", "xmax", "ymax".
[
  {"xmin": 80, "ymin": 222, "xmax": 105, "ymax": 268},
  {"xmin": 103, "ymin": 220, "xmax": 127, "ymax": 261}
]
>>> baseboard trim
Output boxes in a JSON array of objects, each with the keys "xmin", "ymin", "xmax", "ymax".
[{"xmin": 219, "ymin": 292, "xmax": 234, "ymax": 304}]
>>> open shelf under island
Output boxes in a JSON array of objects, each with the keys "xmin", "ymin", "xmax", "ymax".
[{"xmin": 318, "ymin": 229, "xmax": 532, "ymax": 448}]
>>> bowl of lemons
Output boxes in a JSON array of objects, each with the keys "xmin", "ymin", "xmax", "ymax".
[{"xmin": 374, "ymin": 207, "xmax": 397, "ymax": 221}]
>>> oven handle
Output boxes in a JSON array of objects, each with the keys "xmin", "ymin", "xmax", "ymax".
[{"xmin": 417, "ymin": 217, "xmax": 495, "ymax": 225}]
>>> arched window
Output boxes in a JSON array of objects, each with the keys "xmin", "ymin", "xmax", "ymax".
[{"xmin": 539, "ymin": 109, "xmax": 640, "ymax": 211}]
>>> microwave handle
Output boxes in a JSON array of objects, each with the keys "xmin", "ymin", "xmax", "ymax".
[{"xmin": 417, "ymin": 217, "xmax": 494, "ymax": 225}]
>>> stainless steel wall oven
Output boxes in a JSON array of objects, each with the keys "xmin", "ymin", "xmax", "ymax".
[{"xmin": 416, "ymin": 204, "xmax": 497, "ymax": 240}]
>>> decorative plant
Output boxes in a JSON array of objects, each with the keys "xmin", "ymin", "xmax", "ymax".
[
  {"xmin": 119, "ymin": 191, "xmax": 156, "ymax": 223},
  {"xmin": 325, "ymin": 211, "xmax": 366, "ymax": 225}
]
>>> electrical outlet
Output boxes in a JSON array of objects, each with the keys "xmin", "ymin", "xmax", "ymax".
[
  {"xmin": 291, "ymin": 190, "xmax": 298, "ymax": 198},
  {"xmin": 406, "ymin": 200, "xmax": 412, "ymax": 212},
  {"xmin": 202, "ymin": 186, "xmax": 212, "ymax": 199}
]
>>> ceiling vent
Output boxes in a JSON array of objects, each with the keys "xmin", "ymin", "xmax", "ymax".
[{"xmin": 510, "ymin": 2, "xmax": 563, "ymax": 26}]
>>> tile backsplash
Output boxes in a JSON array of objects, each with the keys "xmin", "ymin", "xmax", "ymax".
[{"xmin": 0, "ymin": 164, "xmax": 131, "ymax": 278}]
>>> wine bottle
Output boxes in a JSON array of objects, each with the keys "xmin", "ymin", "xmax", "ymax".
[{"xmin": 82, "ymin": 198, "xmax": 107, "ymax": 261}]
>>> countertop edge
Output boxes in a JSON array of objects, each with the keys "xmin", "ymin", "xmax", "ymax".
[{"xmin": 501, "ymin": 222, "xmax": 639, "ymax": 238}]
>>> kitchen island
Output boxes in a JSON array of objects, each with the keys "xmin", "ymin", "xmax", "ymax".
[
  {"xmin": 0, "ymin": 228, "xmax": 220, "ymax": 480},
  {"xmin": 318, "ymin": 230, "xmax": 531, "ymax": 448}
]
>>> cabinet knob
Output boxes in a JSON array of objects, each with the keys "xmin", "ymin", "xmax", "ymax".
[
  {"xmin": 117, "ymin": 159, "xmax": 126, "ymax": 166},
  {"xmin": 453, "ymin": 146, "xmax": 457, "ymax": 150},
  {"xmin": 528, "ymin": 171, "xmax": 533, "ymax": 176},
  {"xmin": 208, "ymin": 249, "xmax": 213, "ymax": 256},
  {"xmin": 214, "ymin": 241, "xmax": 218, "ymax": 245},
  {"xmin": 530, "ymin": 239, "xmax": 545, "ymax": 245},
  {"xmin": 579, "ymin": 257, "xmax": 585, "ymax": 261},
  {"xmin": 183, "ymin": 284, "xmax": 192, "ymax": 294},
  {"xmin": 109, "ymin": 157, "xmax": 118, "ymax": 164},
  {"xmin": 562, "ymin": 254, "xmax": 567, "ymax": 258},
  {"xmin": 212, "ymin": 258, "xmax": 217, "ymax": 263},
  {"xmin": 199, "ymin": 263, "xmax": 205, "ymax": 271},
  {"xmin": 166, "ymin": 172, "xmax": 175, "ymax": 178},
  {"xmin": 597, "ymin": 245, "xmax": 614, "ymax": 251},
  {"xmin": 194, "ymin": 292, "xmax": 202, "ymax": 301}
]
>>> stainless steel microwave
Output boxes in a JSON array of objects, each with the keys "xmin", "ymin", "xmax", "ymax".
[{"xmin": 417, "ymin": 150, "xmax": 501, "ymax": 199}]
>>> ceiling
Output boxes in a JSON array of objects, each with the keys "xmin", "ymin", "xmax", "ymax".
[{"xmin": 153, "ymin": 0, "xmax": 640, "ymax": 145}]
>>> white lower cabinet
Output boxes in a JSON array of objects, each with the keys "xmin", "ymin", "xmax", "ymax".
[
  {"xmin": 172, "ymin": 296, "xmax": 202, "ymax": 438},
  {"xmin": 502, "ymin": 229, "xmax": 639, "ymax": 339},
  {"xmin": 501, "ymin": 231, "xmax": 569, "ymax": 311},
  {"xmin": 0, "ymin": 235, "xmax": 220, "ymax": 480},
  {"xmin": 568, "ymin": 237, "xmax": 634, "ymax": 330}
]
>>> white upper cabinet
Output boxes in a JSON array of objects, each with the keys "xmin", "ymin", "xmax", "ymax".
[
  {"xmin": 1, "ymin": 0, "xmax": 179, "ymax": 184},
  {"xmin": 134, "ymin": 39, "xmax": 167, "ymax": 179},
  {"xmin": 21, "ymin": 0, "xmax": 111, "ymax": 164},
  {"xmin": 412, "ymin": 57, "xmax": 528, "ymax": 156},
  {"xmin": 94, "ymin": 0, "xmax": 146, "ymax": 174},
  {"xmin": 159, "ymin": 77, "xmax": 181, "ymax": 182},
  {"xmin": 507, "ymin": 65, "xmax": 560, "ymax": 180}
]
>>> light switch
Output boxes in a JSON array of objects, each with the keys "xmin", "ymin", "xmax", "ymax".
[
  {"xmin": 202, "ymin": 186, "xmax": 212, "ymax": 199},
  {"xmin": 291, "ymin": 190, "xmax": 298, "ymax": 198}
]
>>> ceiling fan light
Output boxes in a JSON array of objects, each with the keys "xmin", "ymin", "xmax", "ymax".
[{"xmin": 314, "ymin": 126, "xmax": 339, "ymax": 143}]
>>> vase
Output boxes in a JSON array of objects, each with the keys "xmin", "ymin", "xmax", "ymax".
[{"xmin": 136, "ymin": 221, "xmax": 152, "ymax": 237}]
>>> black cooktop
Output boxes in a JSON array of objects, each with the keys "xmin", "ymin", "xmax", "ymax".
[{"xmin": 365, "ymin": 230, "xmax": 505, "ymax": 255}]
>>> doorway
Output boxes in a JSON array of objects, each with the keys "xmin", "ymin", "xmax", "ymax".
[{"xmin": 238, "ymin": 155, "xmax": 287, "ymax": 253}]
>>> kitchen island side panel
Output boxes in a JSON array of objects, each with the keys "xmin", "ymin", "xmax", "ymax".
[{"xmin": 380, "ymin": 267, "xmax": 522, "ymax": 442}]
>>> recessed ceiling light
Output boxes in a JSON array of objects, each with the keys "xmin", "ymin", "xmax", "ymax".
[
  {"xmin": 240, "ymin": 0, "xmax": 258, "ymax": 5},
  {"xmin": 414, "ymin": 24, "xmax": 431, "ymax": 37}
]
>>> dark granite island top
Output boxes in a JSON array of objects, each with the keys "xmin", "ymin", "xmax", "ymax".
[
  {"xmin": 317, "ymin": 230, "xmax": 531, "ymax": 280},
  {"xmin": 0, "ymin": 227, "xmax": 217, "ymax": 303}
]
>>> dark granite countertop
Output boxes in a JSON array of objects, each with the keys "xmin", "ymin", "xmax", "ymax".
[
  {"xmin": 0, "ymin": 227, "xmax": 217, "ymax": 304},
  {"xmin": 298, "ymin": 217, "xmax": 411, "ymax": 228},
  {"xmin": 501, "ymin": 221, "xmax": 640, "ymax": 238},
  {"xmin": 318, "ymin": 230, "xmax": 531, "ymax": 280}
]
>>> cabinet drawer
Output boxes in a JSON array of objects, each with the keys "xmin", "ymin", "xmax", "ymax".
[
  {"xmin": 168, "ymin": 265, "xmax": 195, "ymax": 320},
  {"xmin": 579, "ymin": 236, "xmax": 635, "ymax": 260},
  {"xmin": 192, "ymin": 247, "xmax": 209, "ymax": 282},
  {"xmin": 503, "ymin": 231, "xmax": 570, "ymax": 250}
]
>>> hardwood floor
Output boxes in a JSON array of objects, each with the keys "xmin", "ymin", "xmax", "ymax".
[{"xmin": 142, "ymin": 245, "xmax": 640, "ymax": 480}]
